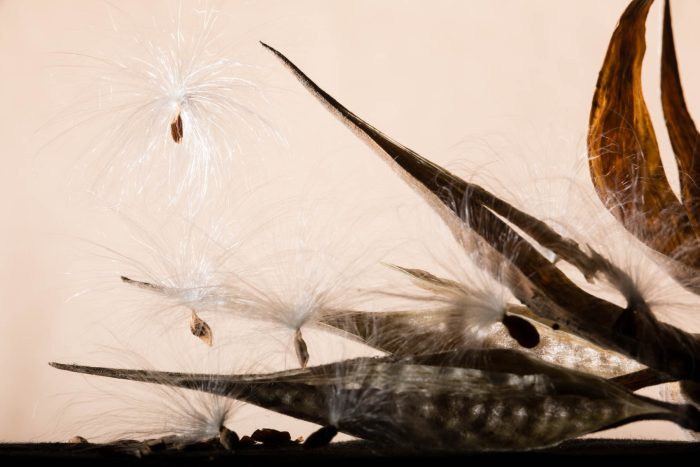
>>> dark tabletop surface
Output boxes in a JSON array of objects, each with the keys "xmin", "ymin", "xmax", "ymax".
[{"xmin": 1, "ymin": 439, "xmax": 699, "ymax": 465}]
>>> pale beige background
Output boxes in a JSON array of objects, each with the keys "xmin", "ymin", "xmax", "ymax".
[{"xmin": 1, "ymin": 0, "xmax": 700, "ymax": 442}]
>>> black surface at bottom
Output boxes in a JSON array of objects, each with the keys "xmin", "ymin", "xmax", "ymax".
[{"xmin": 1, "ymin": 439, "xmax": 699, "ymax": 465}]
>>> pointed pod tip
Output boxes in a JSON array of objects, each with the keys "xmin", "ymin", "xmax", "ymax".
[
  {"xmin": 380, "ymin": 262, "xmax": 402, "ymax": 272},
  {"xmin": 260, "ymin": 41, "xmax": 276, "ymax": 54},
  {"xmin": 49, "ymin": 362, "xmax": 70, "ymax": 371},
  {"xmin": 259, "ymin": 41, "xmax": 299, "ymax": 73}
]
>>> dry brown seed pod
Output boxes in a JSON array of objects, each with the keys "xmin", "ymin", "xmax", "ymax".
[
  {"xmin": 260, "ymin": 39, "xmax": 700, "ymax": 383},
  {"xmin": 50, "ymin": 355, "xmax": 700, "ymax": 451}
]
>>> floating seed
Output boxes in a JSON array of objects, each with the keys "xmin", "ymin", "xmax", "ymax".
[
  {"xmin": 170, "ymin": 113, "xmax": 183, "ymax": 143},
  {"xmin": 190, "ymin": 310, "xmax": 213, "ymax": 346},
  {"xmin": 294, "ymin": 329, "xmax": 309, "ymax": 368}
]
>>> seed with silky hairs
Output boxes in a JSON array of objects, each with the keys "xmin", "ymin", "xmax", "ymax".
[
  {"xmin": 170, "ymin": 113, "xmax": 183, "ymax": 143},
  {"xmin": 190, "ymin": 310, "xmax": 213, "ymax": 346},
  {"xmin": 294, "ymin": 328, "xmax": 310, "ymax": 368}
]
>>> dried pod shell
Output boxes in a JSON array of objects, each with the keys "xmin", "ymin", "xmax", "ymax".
[
  {"xmin": 238, "ymin": 435, "xmax": 257, "ymax": 448},
  {"xmin": 50, "ymin": 353, "xmax": 700, "ymax": 451}
]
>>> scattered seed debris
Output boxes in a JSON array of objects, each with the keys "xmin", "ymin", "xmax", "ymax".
[
  {"xmin": 219, "ymin": 426, "xmax": 239, "ymax": 451},
  {"xmin": 68, "ymin": 436, "xmax": 88, "ymax": 444},
  {"xmin": 239, "ymin": 435, "xmax": 257, "ymax": 448},
  {"xmin": 251, "ymin": 428, "xmax": 291, "ymax": 445},
  {"xmin": 303, "ymin": 426, "xmax": 338, "ymax": 449}
]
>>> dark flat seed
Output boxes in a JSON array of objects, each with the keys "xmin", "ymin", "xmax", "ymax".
[
  {"xmin": 143, "ymin": 437, "xmax": 170, "ymax": 452},
  {"xmin": 303, "ymin": 426, "xmax": 338, "ymax": 449},
  {"xmin": 502, "ymin": 315, "xmax": 540, "ymax": 348},
  {"xmin": 251, "ymin": 428, "xmax": 291, "ymax": 445},
  {"xmin": 219, "ymin": 426, "xmax": 239, "ymax": 451},
  {"xmin": 238, "ymin": 435, "xmax": 257, "ymax": 448},
  {"xmin": 68, "ymin": 436, "xmax": 88, "ymax": 444},
  {"xmin": 120, "ymin": 275, "xmax": 161, "ymax": 291}
]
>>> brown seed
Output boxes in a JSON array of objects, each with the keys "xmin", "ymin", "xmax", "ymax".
[
  {"xmin": 238, "ymin": 435, "xmax": 257, "ymax": 448},
  {"xmin": 135, "ymin": 445, "xmax": 150, "ymax": 458},
  {"xmin": 144, "ymin": 437, "xmax": 170, "ymax": 452},
  {"xmin": 251, "ymin": 428, "xmax": 291, "ymax": 445},
  {"xmin": 294, "ymin": 329, "xmax": 309, "ymax": 368},
  {"xmin": 170, "ymin": 113, "xmax": 183, "ymax": 143},
  {"xmin": 502, "ymin": 314, "xmax": 540, "ymax": 349},
  {"xmin": 219, "ymin": 426, "xmax": 239, "ymax": 451},
  {"xmin": 190, "ymin": 310, "xmax": 213, "ymax": 346},
  {"xmin": 68, "ymin": 435, "xmax": 88, "ymax": 444},
  {"xmin": 303, "ymin": 426, "xmax": 337, "ymax": 449}
]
